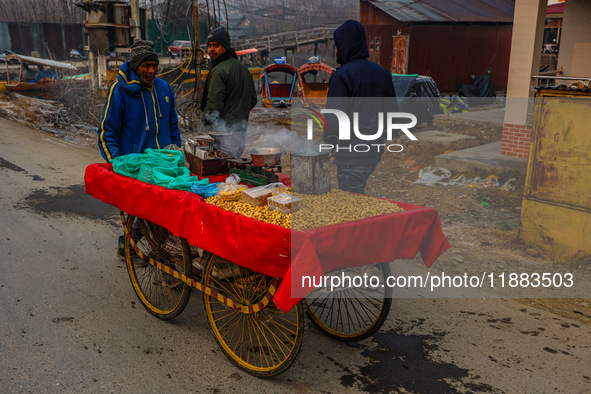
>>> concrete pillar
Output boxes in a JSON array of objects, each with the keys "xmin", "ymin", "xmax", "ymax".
[
  {"xmin": 504, "ymin": 0, "xmax": 546, "ymax": 125},
  {"xmin": 501, "ymin": 0, "xmax": 546, "ymax": 158},
  {"xmin": 557, "ymin": 0, "xmax": 591, "ymax": 79}
]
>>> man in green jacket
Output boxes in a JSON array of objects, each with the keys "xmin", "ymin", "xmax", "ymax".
[{"xmin": 200, "ymin": 27, "xmax": 257, "ymax": 157}]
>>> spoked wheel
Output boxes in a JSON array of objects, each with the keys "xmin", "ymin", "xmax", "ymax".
[
  {"xmin": 202, "ymin": 253, "xmax": 307, "ymax": 377},
  {"xmin": 306, "ymin": 262, "xmax": 392, "ymax": 341},
  {"xmin": 124, "ymin": 215, "xmax": 192, "ymax": 320}
]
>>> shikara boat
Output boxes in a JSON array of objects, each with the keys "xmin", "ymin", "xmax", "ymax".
[
  {"xmin": 260, "ymin": 63, "xmax": 298, "ymax": 108},
  {"xmin": 2, "ymin": 54, "xmax": 77, "ymax": 92},
  {"xmin": 296, "ymin": 62, "xmax": 334, "ymax": 107}
]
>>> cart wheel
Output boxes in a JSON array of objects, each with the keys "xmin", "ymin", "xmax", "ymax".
[
  {"xmin": 202, "ymin": 253, "xmax": 307, "ymax": 377},
  {"xmin": 125, "ymin": 215, "xmax": 192, "ymax": 320},
  {"xmin": 306, "ymin": 262, "xmax": 392, "ymax": 341}
]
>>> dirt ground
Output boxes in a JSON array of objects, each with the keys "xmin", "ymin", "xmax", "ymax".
[
  {"xmin": 253, "ymin": 105, "xmax": 590, "ymax": 326},
  {"xmin": 1, "ymin": 91, "xmax": 589, "ymax": 325}
]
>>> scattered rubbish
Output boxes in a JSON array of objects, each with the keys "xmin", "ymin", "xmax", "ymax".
[
  {"xmin": 440, "ymin": 95, "xmax": 469, "ymax": 114},
  {"xmin": 403, "ymin": 157, "xmax": 417, "ymax": 167},
  {"xmin": 414, "ymin": 167, "xmax": 514, "ymax": 191},
  {"xmin": 501, "ymin": 178, "xmax": 516, "ymax": 192},
  {"xmin": 480, "ymin": 202, "xmax": 490, "ymax": 207},
  {"xmin": 526, "ymin": 248, "xmax": 540, "ymax": 257},
  {"xmin": 413, "ymin": 167, "xmax": 452, "ymax": 185},
  {"xmin": 469, "ymin": 175, "xmax": 500, "ymax": 188}
]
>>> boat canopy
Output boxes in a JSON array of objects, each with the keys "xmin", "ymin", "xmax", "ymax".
[
  {"xmin": 236, "ymin": 48, "xmax": 259, "ymax": 56},
  {"xmin": 5, "ymin": 54, "xmax": 78, "ymax": 71},
  {"xmin": 296, "ymin": 62, "xmax": 334, "ymax": 107},
  {"xmin": 260, "ymin": 63, "xmax": 298, "ymax": 108}
]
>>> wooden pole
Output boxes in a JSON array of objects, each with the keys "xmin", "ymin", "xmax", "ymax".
[
  {"xmin": 89, "ymin": 50, "xmax": 98, "ymax": 89},
  {"xmin": 193, "ymin": 0, "xmax": 202, "ymax": 99},
  {"xmin": 130, "ymin": 0, "xmax": 142, "ymax": 40}
]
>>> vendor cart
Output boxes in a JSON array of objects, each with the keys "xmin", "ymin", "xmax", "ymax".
[{"xmin": 85, "ymin": 163, "xmax": 450, "ymax": 377}]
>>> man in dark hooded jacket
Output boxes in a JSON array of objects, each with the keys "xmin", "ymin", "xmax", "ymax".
[
  {"xmin": 323, "ymin": 20, "xmax": 396, "ymax": 194},
  {"xmin": 201, "ymin": 27, "xmax": 257, "ymax": 157}
]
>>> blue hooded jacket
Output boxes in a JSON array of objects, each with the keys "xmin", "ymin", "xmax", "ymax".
[
  {"xmin": 324, "ymin": 20, "xmax": 396, "ymax": 166},
  {"xmin": 98, "ymin": 61, "xmax": 181, "ymax": 162}
]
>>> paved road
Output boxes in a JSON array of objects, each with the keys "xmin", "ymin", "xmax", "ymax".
[{"xmin": 0, "ymin": 118, "xmax": 589, "ymax": 393}]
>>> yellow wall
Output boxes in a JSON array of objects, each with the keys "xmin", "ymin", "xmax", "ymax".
[
  {"xmin": 520, "ymin": 92, "xmax": 591, "ymax": 259},
  {"xmin": 520, "ymin": 199, "xmax": 591, "ymax": 259}
]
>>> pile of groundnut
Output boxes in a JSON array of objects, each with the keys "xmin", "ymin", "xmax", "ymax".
[{"xmin": 206, "ymin": 189, "xmax": 403, "ymax": 230}]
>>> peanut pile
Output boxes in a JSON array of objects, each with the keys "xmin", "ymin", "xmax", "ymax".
[
  {"xmin": 206, "ymin": 189, "xmax": 403, "ymax": 230},
  {"xmin": 205, "ymin": 197, "xmax": 292, "ymax": 228},
  {"xmin": 292, "ymin": 190, "xmax": 404, "ymax": 230}
]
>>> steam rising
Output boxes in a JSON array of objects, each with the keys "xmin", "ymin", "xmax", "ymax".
[{"xmin": 247, "ymin": 124, "xmax": 317, "ymax": 154}]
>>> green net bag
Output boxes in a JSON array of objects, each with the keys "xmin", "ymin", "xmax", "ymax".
[
  {"xmin": 112, "ymin": 153, "xmax": 146, "ymax": 179},
  {"xmin": 146, "ymin": 148, "xmax": 184, "ymax": 167},
  {"xmin": 137, "ymin": 157, "xmax": 158, "ymax": 184},
  {"xmin": 137, "ymin": 149, "xmax": 185, "ymax": 184},
  {"xmin": 168, "ymin": 175, "xmax": 209, "ymax": 192},
  {"xmin": 152, "ymin": 166, "xmax": 191, "ymax": 188}
]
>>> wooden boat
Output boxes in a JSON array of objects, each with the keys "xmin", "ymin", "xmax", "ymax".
[
  {"xmin": 296, "ymin": 62, "xmax": 334, "ymax": 107},
  {"xmin": 260, "ymin": 63, "xmax": 298, "ymax": 108},
  {"xmin": 3, "ymin": 54, "xmax": 77, "ymax": 92}
]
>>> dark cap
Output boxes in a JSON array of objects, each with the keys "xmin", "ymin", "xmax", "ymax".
[
  {"xmin": 207, "ymin": 27, "xmax": 231, "ymax": 50},
  {"xmin": 130, "ymin": 39, "xmax": 159, "ymax": 70}
]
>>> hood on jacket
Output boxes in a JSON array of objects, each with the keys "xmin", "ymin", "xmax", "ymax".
[
  {"xmin": 117, "ymin": 61, "xmax": 143, "ymax": 97},
  {"xmin": 334, "ymin": 20, "xmax": 369, "ymax": 64}
]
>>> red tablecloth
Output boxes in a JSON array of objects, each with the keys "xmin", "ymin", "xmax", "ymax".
[{"xmin": 85, "ymin": 163, "xmax": 450, "ymax": 312}]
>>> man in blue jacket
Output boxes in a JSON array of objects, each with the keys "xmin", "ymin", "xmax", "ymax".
[
  {"xmin": 98, "ymin": 39, "xmax": 181, "ymax": 162},
  {"xmin": 97, "ymin": 39, "xmax": 182, "ymax": 278},
  {"xmin": 324, "ymin": 20, "xmax": 396, "ymax": 194}
]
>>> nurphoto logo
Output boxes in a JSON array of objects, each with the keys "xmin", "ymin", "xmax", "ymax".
[{"xmin": 305, "ymin": 108, "xmax": 418, "ymax": 153}]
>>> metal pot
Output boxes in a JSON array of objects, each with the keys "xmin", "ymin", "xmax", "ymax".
[
  {"xmin": 250, "ymin": 148, "xmax": 283, "ymax": 167},
  {"xmin": 290, "ymin": 151, "xmax": 331, "ymax": 195}
]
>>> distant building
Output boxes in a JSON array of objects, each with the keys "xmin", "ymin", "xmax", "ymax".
[{"xmin": 360, "ymin": 0, "xmax": 514, "ymax": 93}]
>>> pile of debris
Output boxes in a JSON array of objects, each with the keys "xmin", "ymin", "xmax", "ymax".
[
  {"xmin": 414, "ymin": 166, "xmax": 516, "ymax": 191},
  {"xmin": 0, "ymin": 91, "xmax": 96, "ymax": 145}
]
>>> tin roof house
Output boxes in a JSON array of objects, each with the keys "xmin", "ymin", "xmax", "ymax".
[{"xmin": 360, "ymin": 0, "xmax": 515, "ymax": 93}]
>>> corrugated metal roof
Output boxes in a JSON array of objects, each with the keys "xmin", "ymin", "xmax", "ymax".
[
  {"xmin": 368, "ymin": 0, "xmax": 515, "ymax": 23},
  {"xmin": 538, "ymin": 85, "xmax": 591, "ymax": 93}
]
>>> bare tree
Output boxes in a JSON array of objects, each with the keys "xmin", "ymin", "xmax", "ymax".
[{"xmin": 0, "ymin": 0, "xmax": 84, "ymax": 23}]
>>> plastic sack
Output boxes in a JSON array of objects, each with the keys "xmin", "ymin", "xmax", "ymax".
[
  {"xmin": 241, "ymin": 182, "xmax": 287, "ymax": 207},
  {"xmin": 168, "ymin": 175, "xmax": 208, "ymax": 192},
  {"xmin": 151, "ymin": 166, "xmax": 190, "ymax": 188},
  {"xmin": 146, "ymin": 148, "xmax": 185, "ymax": 166},
  {"xmin": 216, "ymin": 173, "xmax": 247, "ymax": 200},
  {"xmin": 138, "ymin": 149, "xmax": 185, "ymax": 184},
  {"xmin": 191, "ymin": 182, "xmax": 220, "ymax": 198},
  {"xmin": 163, "ymin": 143, "xmax": 190, "ymax": 170},
  {"xmin": 112, "ymin": 153, "xmax": 146, "ymax": 178}
]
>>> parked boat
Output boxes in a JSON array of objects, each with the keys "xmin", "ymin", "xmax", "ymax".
[
  {"xmin": 296, "ymin": 62, "xmax": 334, "ymax": 107},
  {"xmin": 260, "ymin": 63, "xmax": 298, "ymax": 108},
  {"xmin": 2, "ymin": 54, "xmax": 77, "ymax": 92}
]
